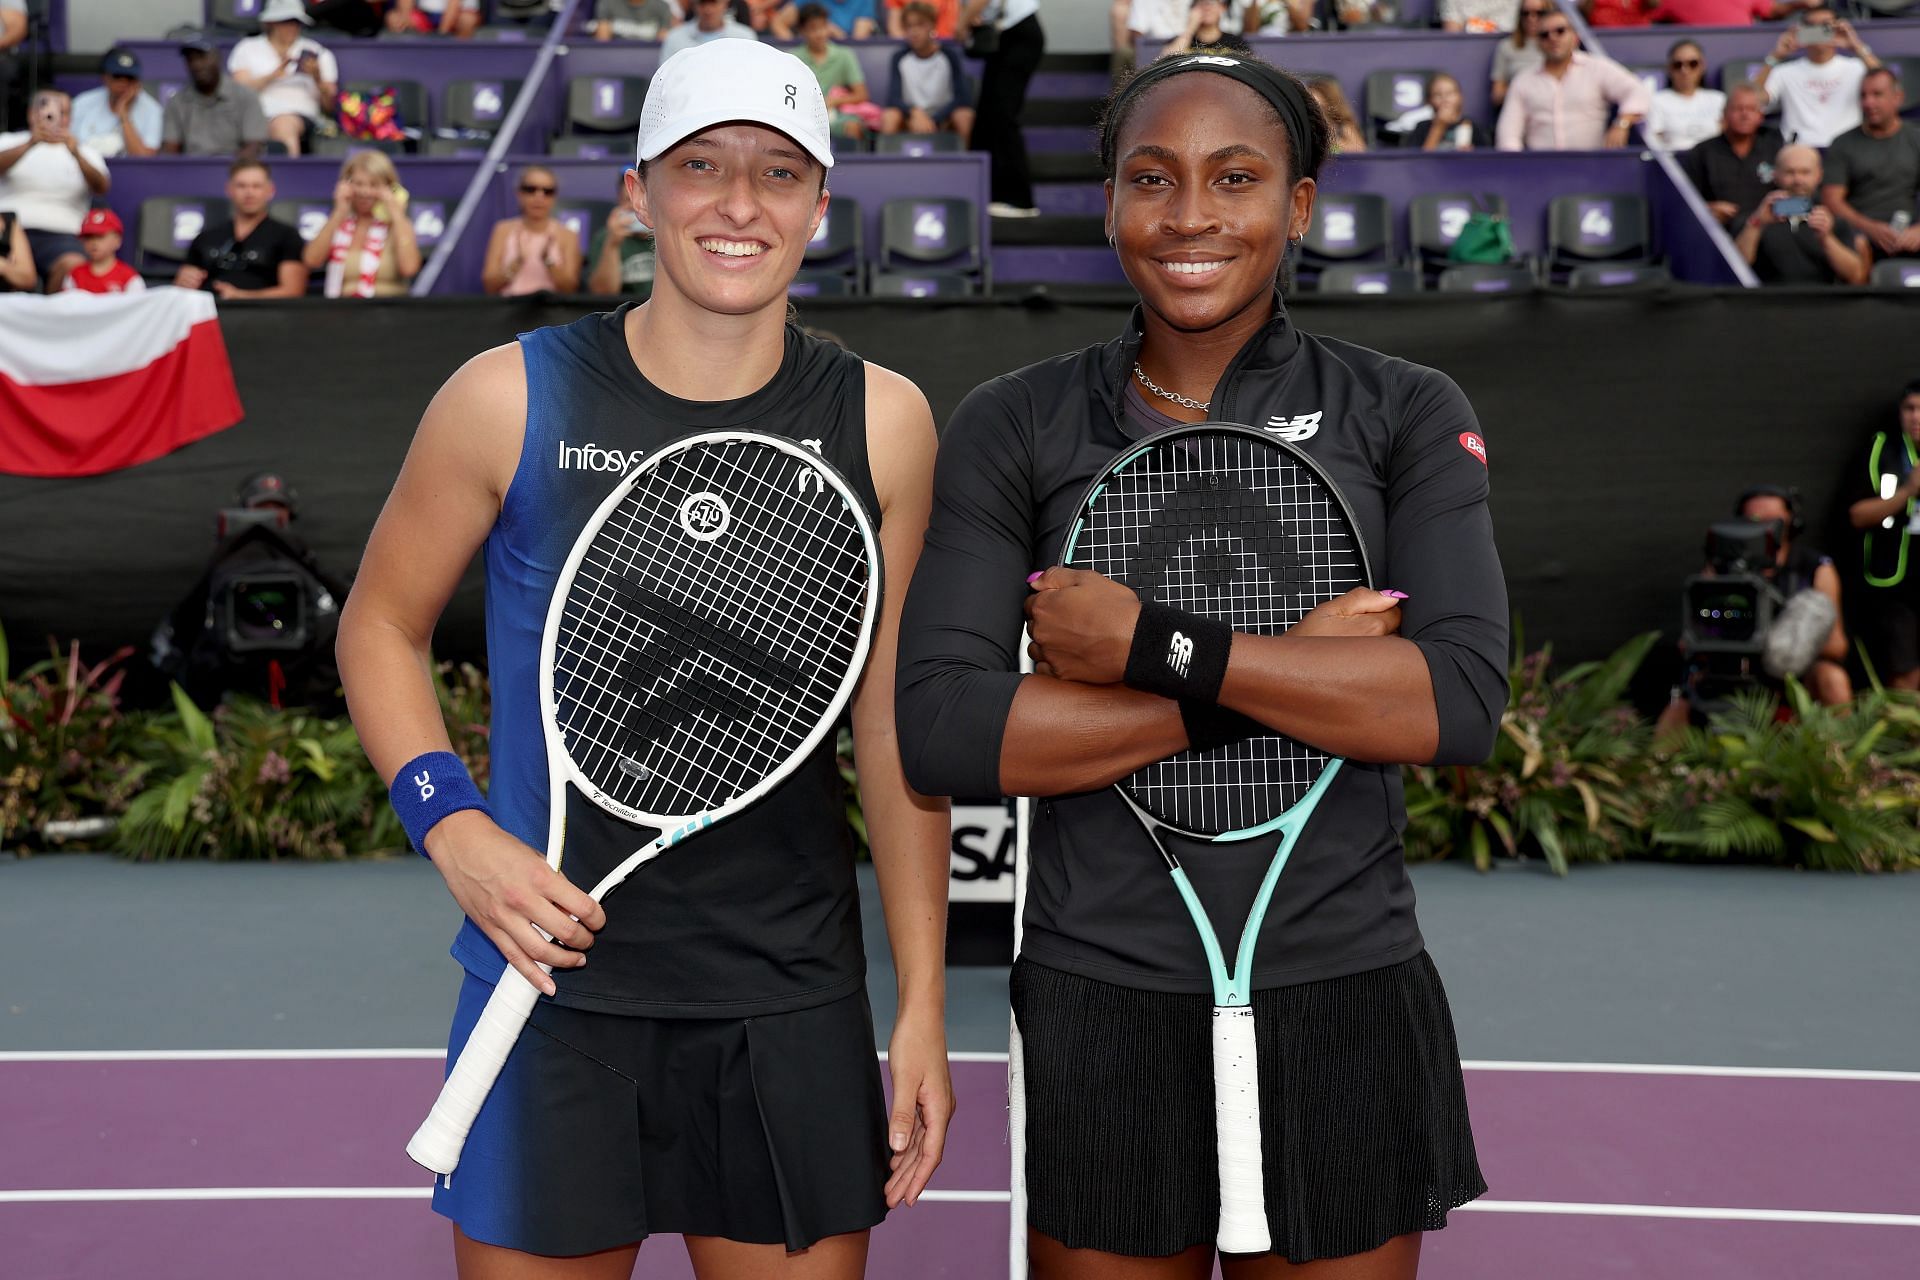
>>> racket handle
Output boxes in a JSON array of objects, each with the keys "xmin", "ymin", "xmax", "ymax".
[
  {"xmin": 1212, "ymin": 1005, "xmax": 1273, "ymax": 1255},
  {"xmin": 406, "ymin": 966, "xmax": 545, "ymax": 1176}
]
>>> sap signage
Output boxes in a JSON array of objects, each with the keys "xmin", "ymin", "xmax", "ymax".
[{"xmin": 949, "ymin": 799, "xmax": 1016, "ymax": 903}]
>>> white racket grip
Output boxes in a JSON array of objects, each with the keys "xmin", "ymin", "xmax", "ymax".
[
  {"xmin": 406, "ymin": 966, "xmax": 545, "ymax": 1176},
  {"xmin": 1212, "ymin": 1005, "xmax": 1273, "ymax": 1255}
]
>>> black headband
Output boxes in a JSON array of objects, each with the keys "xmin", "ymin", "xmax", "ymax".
[{"xmin": 1104, "ymin": 52, "xmax": 1323, "ymax": 180}]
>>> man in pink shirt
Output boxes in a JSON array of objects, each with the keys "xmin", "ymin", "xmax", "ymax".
[{"xmin": 1496, "ymin": 13, "xmax": 1649, "ymax": 150}]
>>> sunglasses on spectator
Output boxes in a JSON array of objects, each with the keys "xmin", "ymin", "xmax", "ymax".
[
  {"xmin": 520, "ymin": 183, "xmax": 557, "ymax": 195},
  {"xmin": 1540, "ymin": 23, "xmax": 1571, "ymax": 35},
  {"xmin": 1670, "ymin": 57, "xmax": 1702, "ymax": 68}
]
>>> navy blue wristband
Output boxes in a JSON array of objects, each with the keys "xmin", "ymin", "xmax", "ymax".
[{"xmin": 390, "ymin": 751, "xmax": 489, "ymax": 857}]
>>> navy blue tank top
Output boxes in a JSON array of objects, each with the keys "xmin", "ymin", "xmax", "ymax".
[{"xmin": 450, "ymin": 306, "xmax": 880, "ymax": 1018}]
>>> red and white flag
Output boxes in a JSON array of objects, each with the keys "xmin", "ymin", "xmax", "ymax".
[{"xmin": 0, "ymin": 287, "xmax": 244, "ymax": 478}]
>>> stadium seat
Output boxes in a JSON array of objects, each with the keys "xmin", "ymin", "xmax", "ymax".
[
  {"xmin": 268, "ymin": 198, "xmax": 330, "ymax": 246},
  {"xmin": 829, "ymin": 131, "xmax": 868, "ymax": 156},
  {"xmin": 874, "ymin": 132, "xmax": 963, "ymax": 157},
  {"xmin": 1544, "ymin": 192, "xmax": 1651, "ymax": 281},
  {"xmin": 1888, "ymin": 58, "xmax": 1920, "ymax": 115},
  {"xmin": 878, "ymin": 197, "xmax": 982, "ymax": 293},
  {"xmin": 207, "ymin": 0, "xmax": 262, "ymax": 35},
  {"xmin": 442, "ymin": 78, "xmax": 524, "ymax": 137},
  {"xmin": 553, "ymin": 200, "xmax": 614, "ymax": 257},
  {"xmin": 1568, "ymin": 263, "xmax": 1673, "ymax": 290},
  {"xmin": 566, "ymin": 75, "xmax": 648, "ymax": 135},
  {"xmin": 1717, "ymin": 57, "xmax": 1773, "ymax": 100},
  {"xmin": 802, "ymin": 196, "xmax": 862, "ymax": 293},
  {"xmin": 788, "ymin": 273, "xmax": 858, "ymax": 298},
  {"xmin": 421, "ymin": 136, "xmax": 491, "ymax": 157},
  {"xmin": 135, "ymin": 196, "xmax": 211, "ymax": 275},
  {"xmin": 1407, "ymin": 192, "xmax": 1513, "ymax": 283},
  {"xmin": 1435, "ymin": 263, "xmax": 1537, "ymax": 294},
  {"xmin": 1629, "ymin": 65, "xmax": 1666, "ymax": 100},
  {"xmin": 1362, "ymin": 69, "xmax": 1437, "ymax": 145},
  {"xmin": 314, "ymin": 136, "xmax": 406, "ymax": 158},
  {"xmin": 1315, "ymin": 264, "xmax": 1419, "ymax": 296},
  {"xmin": 1870, "ymin": 258, "xmax": 1920, "ymax": 288},
  {"xmin": 549, "ymin": 136, "xmax": 623, "ymax": 160},
  {"xmin": 342, "ymin": 79, "xmax": 430, "ymax": 140},
  {"xmin": 1299, "ymin": 193, "xmax": 1392, "ymax": 285},
  {"xmin": 870, "ymin": 272, "xmax": 971, "ymax": 298}
]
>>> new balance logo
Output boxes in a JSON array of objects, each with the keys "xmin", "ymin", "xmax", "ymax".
[
  {"xmin": 557, "ymin": 440, "xmax": 634, "ymax": 472},
  {"xmin": 1168, "ymin": 631, "xmax": 1194, "ymax": 678},
  {"xmin": 1264, "ymin": 411, "xmax": 1322, "ymax": 442}
]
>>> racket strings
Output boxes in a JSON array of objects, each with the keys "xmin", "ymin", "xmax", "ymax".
[
  {"xmin": 552, "ymin": 441, "xmax": 872, "ymax": 817},
  {"xmin": 1071, "ymin": 434, "xmax": 1364, "ymax": 835}
]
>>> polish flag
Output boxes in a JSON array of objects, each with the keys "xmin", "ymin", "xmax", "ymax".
[{"xmin": 0, "ymin": 287, "xmax": 244, "ymax": 478}]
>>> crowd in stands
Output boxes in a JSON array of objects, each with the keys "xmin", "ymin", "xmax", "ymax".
[{"xmin": 0, "ymin": 0, "xmax": 1916, "ymax": 293}]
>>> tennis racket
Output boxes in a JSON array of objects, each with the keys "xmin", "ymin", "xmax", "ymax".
[
  {"xmin": 1060, "ymin": 421, "xmax": 1371, "ymax": 1255},
  {"xmin": 406, "ymin": 429, "xmax": 882, "ymax": 1177}
]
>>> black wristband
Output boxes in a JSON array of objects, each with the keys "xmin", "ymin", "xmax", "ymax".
[
  {"xmin": 1179, "ymin": 699, "xmax": 1268, "ymax": 753},
  {"xmin": 1124, "ymin": 600, "xmax": 1233, "ymax": 703}
]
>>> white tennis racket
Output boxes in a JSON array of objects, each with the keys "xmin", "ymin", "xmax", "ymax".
[{"xmin": 406, "ymin": 429, "xmax": 882, "ymax": 1177}]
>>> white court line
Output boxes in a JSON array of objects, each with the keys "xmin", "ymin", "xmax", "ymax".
[
  {"xmin": 1, "ymin": 1051, "xmax": 1915, "ymax": 1081},
  {"xmin": 2, "ymin": 1188, "xmax": 1915, "ymax": 1227}
]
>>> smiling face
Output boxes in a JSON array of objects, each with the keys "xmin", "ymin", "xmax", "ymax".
[
  {"xmin": 1428, "ymin": 73, "xmax": 1462, "ymax": 118},
  {"xmin": 633, "ymin": 123, "xmax": 828, "ymax": 319},
  {"xmin": 1104, "ymin": 74, "xmax": 1310, "ymax": 337}
]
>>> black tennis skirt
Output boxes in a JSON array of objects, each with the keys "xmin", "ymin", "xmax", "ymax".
[
  {"xmin": 1012, "ymin": 952, "xmax": 1486, "ymax": 1262},
  {"xmin": 431, "ymin": 972, "xmax": 890, "ymax": 1257}
]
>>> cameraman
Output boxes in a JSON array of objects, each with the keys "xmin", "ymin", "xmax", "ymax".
[
  {"xmin": 1848, "ymin": 379, "xmax": 1920, "ymax": 690},
  {"xmin": 1657, "ymin": 484, "xmax": 1851, "ymax": 735}
]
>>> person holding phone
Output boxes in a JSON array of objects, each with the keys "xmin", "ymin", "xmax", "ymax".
[
  {"xmin": 228, "ymin": 0, "xmax": 339, "ymax": 157},
  {"xmin": 1736, "ymin": 143, "xmax": 1868, "ymax": 285},
  {"xmin": 0, "ymin": 89, "xmax": 110, "ymax": 292},
  {"xmin": 301, "ymin": 148, "xmax": 420, "ymax": 297},
  {"xmin": 1755, "ymin": 5, "xmax": 1880, "ymax": 149},
  {"xmin": 587, "ymin": 172, "xmax": 655, "ymax": 297}
]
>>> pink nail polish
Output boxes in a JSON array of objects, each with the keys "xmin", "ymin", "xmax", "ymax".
[
  {"xmin": 1026, "ymin": 571, "xmax": 1044, "ymax": 584},
  {"xmin": 1382, "ymin": 589, "xmax": 1409, "ymax": 600}
]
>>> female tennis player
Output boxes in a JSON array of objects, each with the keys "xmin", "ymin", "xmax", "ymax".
[
  {"xmin": 897, "ymin": 53, "xmax": 1506, "ymax": 1279},
  {"xmin": 338, "ymin": 40, "xmax": 952, "ymax": 1280}
]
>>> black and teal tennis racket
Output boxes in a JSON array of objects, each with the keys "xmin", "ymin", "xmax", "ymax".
[
  {"xmin": 407, "ymin": 430, "xmax": 881, "ymax": 1177},
  {"xmin": 1061, "ymin": 421, "xmax": 1370, "ymax": 1254}
]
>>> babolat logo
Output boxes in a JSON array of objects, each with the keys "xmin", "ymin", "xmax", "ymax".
[
  {"xmin": 1264, "ymin": 411, "xmax": 1322, "ymax": 442},
  {"xmin": 557, "ymin": 440, "xmax": 634, "ymax": 472}
]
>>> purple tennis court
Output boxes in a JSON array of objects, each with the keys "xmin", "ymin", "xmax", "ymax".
[{"xmin": 5, "ymin": 1052, "xmax": 1915, "ymax": 1279}]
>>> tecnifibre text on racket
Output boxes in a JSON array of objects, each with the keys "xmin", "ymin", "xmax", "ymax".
[
  {"xmin": 1060, "ymin": 421, "xmax": 1371, "ymax": 1254},
  {"xmin": 406, "ymin": 430, "xmax": 882, "ymax": 1177}
]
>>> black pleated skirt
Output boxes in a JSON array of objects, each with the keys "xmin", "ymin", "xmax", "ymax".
[{"xmin": 1012, "ymin": 952, "xmax": 1486, "ymax": 1262}]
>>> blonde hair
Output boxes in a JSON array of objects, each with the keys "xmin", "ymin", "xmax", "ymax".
[{"xmin": 339, "ymin": 149, "xmax": 401, "ymax": 191}]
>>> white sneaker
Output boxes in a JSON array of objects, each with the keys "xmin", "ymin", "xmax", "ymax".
[{"xmin": 989, "ymin": 202, "xmax": 1041, "ymax": 219}]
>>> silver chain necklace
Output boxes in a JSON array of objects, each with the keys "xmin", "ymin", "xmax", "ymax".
[{"xmin": 1133, "ymin": 362, "xmax": 1209, "ymax": 413}]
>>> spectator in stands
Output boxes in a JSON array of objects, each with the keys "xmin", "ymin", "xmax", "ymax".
[
  {"xmin": 1737, "ymin": 144, "xmax": 1868, "ymax": 285},
  {"xmin": 0, "ymin": 208, "xmax": 34, "ymax": 291},
  {"xmin": 1582, "ymin": 0, "xmax": 1655, "ymax": 27},
  {"xmin": 1496, "ymin": 14, "xmax": 1648, "ymax": 151},
  {"xmin": 228, "ymin": 0, "xmax": 339, "ymax": 158},
  {"xmin": 1823, "ymin": 70, "xmax": 1920, "ymax": 263},
  {"xmin": 588, "ymin": 173, "xmax": 654, "ymax": 297},
  {"xmin": 302, "ymin": 149, "xmax": 421, "ymax": 298},
  {"xmin": 662, "ymin": 0, "xmax": 759, "ymax": 56},
  {"xmin": 796, "ymin": 3, "xmax": 874, "ymax": 141},
  {"xmin": 1164, "ymin": 0, "xmax": 1251, "ymax": 56},
  {"xmin": 163, "ymin": 34, "xmax": 269, "ymax": 159},
  {"xmin": 482, "ymin": 165, "xmax": 583, "ymax": 296},
  {"xmin": 387, "ymin": 1, "xmax": 484, "ymax": 37},
  {"xmin": 882, "ymin": 4, "xmax": 976, "ymax": 143},
  {"xmin": 742, "ymin": 0, "xmax": 798, "ymax": 38},
  {"xmin": 590, "ymin": 0, "xmax": 679, "ymax": 39},
  {"xmin": 1651, "ymin": 0, "xmax": 1806, "ymax": 25},
  {"xmin": 176, "ymin": 158, "xmax": 310, "ymax": 300},
  {"xmin": 1305, "ymin": 77, "xmax": 1367, "ymax": 155},
  {"xmin": 886, "ymin": 0, "xmax": 961, "ymax": 38},
  {"xmin": 1441, "ymin": 0, "xmax": 1520, "ymax": 33},
  {"xmin": 972, "ymin": 0, "xmax": 1045, "ymax": 220},
  {"xmin": 306, "ymin": 0, "xmax": 385, "ymax": 36},
  {"xmin": 1491, "ymin": 2, "xmax": 1547, "ymax": 109},
  {"xmin": 0, "ymin": 0, "xmax": 24, "ymax": 134},
  {"xmin": 1757, "ymin": 8, "xmax": 1881, "ymax": 149},
  {"xmin": 1680, "ymin": 83, "xmax": 1782, "ymax": 229},
  {"xmin": 69, "ymin": 50, "xmax": 161, "ymax": 160},
  {"xmin": 1415, "ymin": 73, "xmax": 1491, "ymax": 150},
  {"xmin": 1849, "ymin": 381, "xmax": 1920, "ymax": 692},
  {"xmin": 779, "ymin": 0, "xmax": 878, "ymax": 40},
  {"xmin": 0, "ymin": 90, "xmax": 110, "ymax": 293},
  {"xmin": 61, "ymin": 208, "xmax": 144, "ymax": 295},
  {"xmin": 1646, "ymin": 39, "xmax": 1722, "ymax": 153}
]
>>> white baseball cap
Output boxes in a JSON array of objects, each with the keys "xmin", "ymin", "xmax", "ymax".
[{"xmin": 636, "ymin": 39, "xmax": 834, "ymax": 172}]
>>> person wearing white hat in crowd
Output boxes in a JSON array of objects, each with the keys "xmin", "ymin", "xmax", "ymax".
[
  {"xmin": 335, "ymin": 37, "xmax": 952, "ymax": 1280},
  {"xmin": 227, "ymin": 0, "xmax": 339, "ymax": 156}
]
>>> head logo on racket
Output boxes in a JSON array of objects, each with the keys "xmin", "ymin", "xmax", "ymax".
[{"xmin": 678, "ymin": 491, "xmax": 731, "ymax": 540}]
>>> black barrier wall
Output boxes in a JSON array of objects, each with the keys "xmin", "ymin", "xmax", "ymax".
[{"xmin": 2, "ymin": 292, "xmax": 1916, "ymax": 682}]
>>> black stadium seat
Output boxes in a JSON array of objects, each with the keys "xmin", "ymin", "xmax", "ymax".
[
  {"xmin": 342, "ymin": 79, "xmax": 430, "ymax": 140},
  {"xmin": 1362, "ymin": 68, "xmax": 1436, "ymax": 145},
  {"xmin": 552, "ymin": 200, "xmax": 614, "ymax": 258},
  {"xmin": 1870, "ymin": 258, "xmax": 1920, "ymax": 288},
  {"xmin": 1315, "ymin": 264, "xmax": 1419, "ymax": 296},
  {"xmin": 566, "ymin": 75, "xmax": 648, "ymax": 135},
  {"xmin": 442, "ymin": 78, "xmax": 524, "ymax": 137},
  {"xmin": 1407, "ymin": 192, "xmax": 1512, "ymax": 284},
  {"xmin": 874, "ymin": 132, "xmax": 962, "ymax": 156},
  {"xmin": 877, "ymin": 197, "xmax": 982, "ymax": 294},
  {"xmin": 1435, "ymin": 263, "xmax": 1536, "ymax": 295},
  {"xmin": 1298, "ymin": 193, "xmax": 1391, "ymax": 288},
  {"xmin": 549, "ymin": 136, "xmax": 624, "ymax": 160},
  {"xmin": 870, "ymin": 273, "xmax": 970, "ymax": 298},
  {"xmin": 1545, "ymin": 192, "xmax": 1651, "ymax": 282},
  {"xmin": 1568, "ymin": 263, "xmax": 1672, "ymax": 291},
  {"xmin": 206, "ymin": 0, "xmax": 262, "ymax": 35},
  {"xmin": 135, "ymin": 196, "xmax": 212, "ymax": 275},
  {"xmin": 799, "ymin": 196, "xmax": 862, "ymax": 294}
]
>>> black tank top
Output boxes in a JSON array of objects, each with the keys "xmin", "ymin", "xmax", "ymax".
[{"xmin": 451, "ymin": 306, "xmax": 880, "ymax": 1018}]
